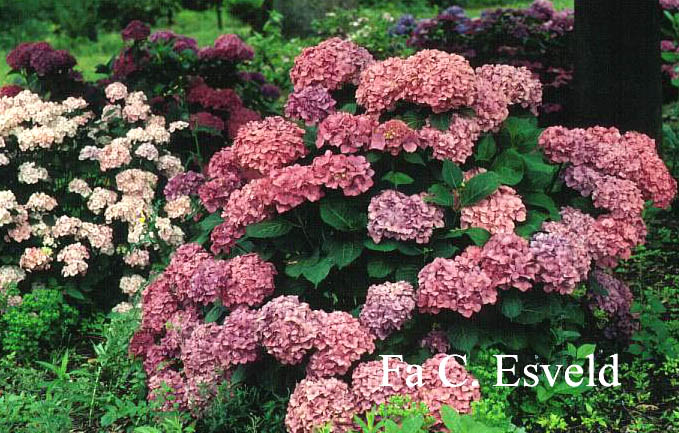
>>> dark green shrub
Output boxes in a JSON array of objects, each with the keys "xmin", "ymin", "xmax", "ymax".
[{"xmin": 0, "ymin": 288, "xmax": 78, "ymax": 358}]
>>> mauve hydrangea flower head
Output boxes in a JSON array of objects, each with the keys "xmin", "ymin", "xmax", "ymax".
[
  {"xmin": 290, "ymin": 37, "xmax": 374, "ymax": 91},
  {"xmin": 307, "ymin": 310, "xmax": 375, "ymax": 377},
  {"xmin": 141, "ymin": 275, "xmax": 179, "ymax": 334},
  {"xmin": 460, "ymin": 185, "xmax": 527, "ymax": 234},
  {"xmin": 480, "ymin": 233, "xmax": 537, "ymax": 291},
  {"xmin": 589, "ymin": 268, "xmax": 634, "ymax": 317},
  {"xmin": 530, "ymin": 232, "xmax": 591, "ymax": 295},
  {"xmin": 258, "ymin": 296, "xmax": 318, "ymax": 365},
  {"xmin": 164, "ymin": 171, "xmax": 206, "ymax": 200},
  {"xmin": 214, "ymin": 307, "xmax": 260, "ymax": 367},
  {"xmin": 284, "ymin": 85, "xmax": 337, "ymax": 126},
  {"xmin": 285, "ymin": 377, "xmax": 356, "ymax": 433},
  {"xmin": 267, "ymin": 164, "xmax": 324, "ymax": 213},
  {"xmin": 352, "ymin": 359, "xmax": 414, "ymax": 413},
  {"xmin": 370, "ymin": 119, "xmax": 421, "ymax": 155},
  {"xmin": 122, "ymin": 20, "xmax": 151, "ymax": 41},
  {"xmin": 162, "ymin": 309, "xmax": 202, "ymax": 354},
  {"xmin": 417, "ymin": 248, "xmax": 495, "ymax": 318},
  {"xmin": 148, "ymin": 369, "xmax": 188, "ymax": 411},
  {"xmin": 420, "ymin": 329, "xmax": 451, "ymax": 354},
  {"xmin": 233, "ymin": 116, "xmax": 307, "ymax": 175},
  {"xmin": 181, "ymin": 323, "xmax": 225, "ymax": 379},
  {"xmin": 316, "ymin": 112, "xmax": 377, "ymax": 154},
  {"xmin": 260, "ymin": 83, "xmax": 281, "ymax": 99},
  {"xmin": 129, "ymin": 329, "xmax": 156, "ymax": 358},
  {"xmin": 417, "ymin": 354, "xmax": 481, "ymax": 421},
  {"xmin": 187, "ymin": 258, "xmax": 228, "ymax": 306},
  {"xmin": 189, "ymin": 112, "xmax": 225, "ymax": 132},
  {"xmin": 367, "ymin": 190, "xmax": 444, "ymax": 245},
  {"xmin": 221, "ymin": 253, "xmax": 276, "ymax": 309},
  {"xmin": 661, "ymin": 0, "xmax": 679, "ymax": 9},
  {"xmin": 526, "ymin": 0, "xmax": 556, "ymax": 21},
  {"xmin": 198, "ymin": 177, "xmax": 239, "ymax": 213},
  {"xmin": 359, "ymin": 281, "xmax": 417, "ymax": 340},
  {"xmin": 472, "ymin": 77, "xmax": 510, "ymax": 132},
  {"xmin": 310, "ymin": 151, "xmax": 375, "ymax": 196}
]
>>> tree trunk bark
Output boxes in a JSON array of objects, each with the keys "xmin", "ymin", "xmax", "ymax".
[{"xmin": 574, "ymin": 0, "xmax": 662, "ymax": 139}]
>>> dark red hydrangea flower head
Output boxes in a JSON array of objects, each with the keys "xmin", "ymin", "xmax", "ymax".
[
  {"xmin": 122, "ymin": 20, "xmax": 151, "ymax": 42},
  {"xmin": 190, "ymin": 112, "xmax": 225, "ymax": 132},
  {"xmin": 0, "ymin": 84, "xmax": 23, "ymax": 98}
]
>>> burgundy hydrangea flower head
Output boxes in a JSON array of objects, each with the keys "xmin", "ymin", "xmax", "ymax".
[
  {"xmin": 164, "ymin": 171, "xmax": 206, "ymax": 200},
  {"xmin": 227, "ymin": 106, "xmax": 262, "ymax": 139},
  {"xmin": 258, "ymin": 296, "xmax": 318, "ymax": 365},
  {"xmin": 417, "ymin": 354, "xmax": 481, "ymax": 421},
  {"xmin": 370, "ymin": 119, "xmax": 421, "ymax": 155},
  {"xmin": 480, "ymin": 233, "xmax": 538, "ymax": 291},
  {"xmin": 285, "ymin": 377, "xmax": 356, "ymax": 433},
  {"xmin": 198, "ymin": 34, "xmax": 254, "ymax": 62},
  {"xmin": 129, "ymin": 329, "xmax": 156, "ymax": 358},
  {"xmin": 417, "ymin": 247, "xmax": 495, "ymax": 317},
  {"xmin": 187, "ymin": 80, "xmax": 243, "ymax": 111},
  {"xmin": 285, "ymin": 85, "xmax": 337, "ymax": 126},
  {"xmin": 420, "ymin": 329, "xmax": 451, "ymax": 354},
  {"xmin": 122, "ymin": 20, "xmax": 151, "ymax": 41},
  {"xmin": 8, "ymin": 42, "xmax": 77, "ymax": 76},
  {"xmin": 112, "ymin": 48, "xmax": 138, "ymax": 79},
  {"xmin": 189, "ymin": 112, "xmax": 225, "ymax": 132},
  {"xmin": 367, "ymin": 190, "xmax": 444, "ymax": 245},
  {"xmin": 0, "ymin": 84, "xmax": 23, "ymax": 98},
  {"xmin": 221, "ymin": 253, "xmax": 277, "ymax": 309},
  {"xmin": 310, "ymin": 151, "xmax": 375, "ymax": 196},
  {"xmin": 359, "ymin": 281, "xmax": 417, "ymax": 340},
  {"xmin": 233, "ymin": 116, "xmax": 307, "ymax": 175},
  {"xmin": 316, "ymin": 112, "xmax": 377, "ymax": 153},
  {"xmin": 351, "ymin": 359, "xmax": 415, "ymax": 413},
  {"xmin": 7, "ymin": 42, "xmax": 42, "ymax": 70},
  {"xmin": 290, "ymin": 37, "xmax": 374, "ymax": 91}
]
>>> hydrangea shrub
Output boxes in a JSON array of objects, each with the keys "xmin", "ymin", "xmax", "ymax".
[
  {"xmin": 102, "ymin": 21, "xmax": 280, "ymax": 151},
  {"xmin": 0, "ymin": 84, "xmax": 192, "ymax": 313},
  {"xmin": 132, "ymin": 37, "xmax": 677, "ymax": 433}
]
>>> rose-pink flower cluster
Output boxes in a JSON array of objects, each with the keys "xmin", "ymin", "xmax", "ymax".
[
  {"xmin": 367, "ymin": 190, "xmax": 444, "ymax": 244},
  {"xmin": 359, "ymin": 281, "xmax": 417, "ymax": 340}
]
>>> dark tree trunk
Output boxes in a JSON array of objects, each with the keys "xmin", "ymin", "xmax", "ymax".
[
  {"xmin": 574, "ymin": 0, "xmax": 662, "ymax": 139},
  {"xmin": 215, "ymin": 0, "xmax": 223, "ymax": 30}
]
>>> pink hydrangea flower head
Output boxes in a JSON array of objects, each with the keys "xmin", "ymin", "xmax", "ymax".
[
  {"xmin": 226, "ymin": 106, "xmax": 262, "ymax": 139},
  {"xmin": 284, "ymin": 85, "xmax": 337, "ymax": 126},
  {"xmin": 258, "ymin": 296, "xmax": 318, "ymax": 365},
  {"xmin": 592, "ymin": 215, "xmax": 647, "ymax": 265},
  {"xmin": 206, "ymin": 147, "xmax": 241, "ymax": 180},
  {"xmin": 356, "ymin": 57, "xmax": 407, "ymax": 114},
  {"xmin": 403, "ymin": 50, "xmax": 477, "ymax": 113},
  {"xmin": 359, "ymin": 281, "xmax": 417, "ymax": 340},
  {"xmin": 538, "ymin": 126, "xmax": 582, "ymax": 164},
  {"xmin": 148, "ymin": 370, "xmax": 188, "ymax": 412},
  {"xmin": 480, "ymin": 233, "xmax": 538, "ymax": 291},
  {"xmin": 213, "ymin": 34, "xmax": 255, "ymax": 61},
  {"xmin": 290, "ymin": 37, "xmax": 374, "ymax": 91},
  {"xmin": 417, "ymin": 248, "xmax": 495, "ymax": 317},
  {"xmin": 129, "ymin": 329, "xmax": 156, "ymax": 359},
  {"xmin": 351, "ymin": 359, "xmax": 415, "ymax": 413},
  {"xmin": 307, "ymin": 310, "xmax": 375, "ymax": 378},
  {"xmin": 475, "ymin": 64, "xmax": 542, "ymax": 115},
  {"xmin": 221, "ymin": 253, "xmax": 276, "ymax": 309},
  {"xmin": 460, "ymin": 185, "xmax": 527, "ymax": 234},
  {"xmin": 367, "ymin": 190, "xmax": 444, "ymax": 244},
  {"xmin": 181, "ymin": 323, "xmax": 225, "ymax": 378},
  {"xmin": 141, "ymin": 275, "xmax": 179, "ymax": 334},
  {"xmin": 285, "ymin": 377, "xmax": 356, "ymax": 433},
  {"xmin": 420, "ymin": 329, "xmax": 451, "ymax": 354},
  {"xmin": 310, "ymin": 151, "xmax": 375, "ymax": 196},
  {"xmin": 233, "ymin": 116, "xmax": 307, "ymax": 175},
  {"xmin": 267, "ymin": 164, "xmax": 324, "ymax": 213},
  {"xmin": 472, "ymin": 77, "xmax": 510, "ymax": 132},
  {"xmin": 165, "ymin": 243, "xmax": 212, "ymax": 304},
  {"xmin": 198, "ymin": 177, "xmax": 239, "ymax": 213},
  {"xmin": 530, "ymin": 232, "xmax": 591, "ymax": 295},
  {"xmin": 370, "ymin": 119, "xmax": 421, "ymax": 155},
  {"xmin": 417, "ymin": 354, "xmax": 481, "ymax": 421},
  {"xmin": 187, "ymin": 258, "xmax": 229, "ymax": 306},
  {"xmin": 316, "ymin": 112, "xmax": 377, "ymax": 154},
  {"xmin": 419, "ymin": 117, "xmax": 480, "ymax": 164}
]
